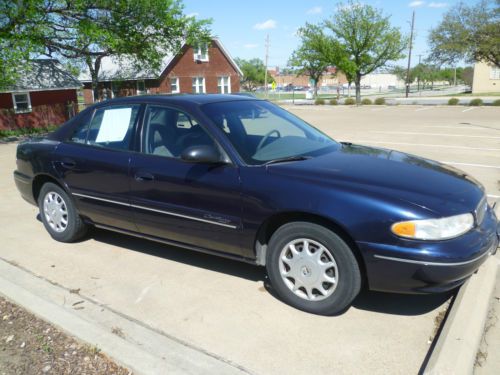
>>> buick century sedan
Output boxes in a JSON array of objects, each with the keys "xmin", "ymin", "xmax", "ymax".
[{"xmin": 14, "ymin": 95, "xmax": 499, "ymax": 315}]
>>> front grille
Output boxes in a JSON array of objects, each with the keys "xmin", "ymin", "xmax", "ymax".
[{"xmin": 475, "ymin": 197, "xmax": 487, "ymax": 225}]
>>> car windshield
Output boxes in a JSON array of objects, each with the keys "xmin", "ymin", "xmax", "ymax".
[{"xmin": 201, "ymin": 100, "xmax": 339, "ymax": 165}]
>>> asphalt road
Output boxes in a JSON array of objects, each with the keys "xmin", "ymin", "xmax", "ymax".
[{"xmin": 1, "ymin": 105, "xmax": 498, "ymax": 374}]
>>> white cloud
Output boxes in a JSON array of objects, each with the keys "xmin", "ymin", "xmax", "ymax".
[
  {"xmin": 307, "ymin": 6, "xmax": 323, "ymax": 15},
  {"xmin": 409, "ymin": 1, "xmax": 425, "ymax": 7},
  {"xmin": 244, "ymin": 43, "xmax": 259, "ymax": 49},
  {"xmin": 428, "ymin": 2, "xmax": 448, "ymax": 8},
  {"xmin": 253, "ymin": 19, "xmax": 277, "ymax": 30}
]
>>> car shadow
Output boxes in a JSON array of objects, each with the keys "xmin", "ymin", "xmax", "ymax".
[{"xmin": 89, "ymin": 227, "xmax": 453, "ymax": 317}]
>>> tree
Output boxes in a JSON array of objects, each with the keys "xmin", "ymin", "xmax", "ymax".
[
  {"xmin": 288, "ymin": 24, "xmax": 331, "ymax": 97},
  {"xmin": 428, "ymin": 0, "xmax": 499, "ymax": 67},
  {"xmin": 323, "ymin": 1, "xmax": 407, "ymax": 104},
  {"xmin": 235, "ymin": 58, "xmax": 274, "ymax": 91},
  {"xmin": 0, "ymin": 0, "xmax": 45, "ymax": 90},
  {"xmin": 4, "ymin": 0, "xmax": 211, "ymax": 100},
  {"xmin": 461, "ymin": 67, "xmax": 474, "ymax": 87}
]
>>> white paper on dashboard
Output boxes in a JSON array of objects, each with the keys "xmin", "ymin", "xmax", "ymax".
[{"xmin": 95, "ymin": 107, "xmax": 132, "ymax": 142}]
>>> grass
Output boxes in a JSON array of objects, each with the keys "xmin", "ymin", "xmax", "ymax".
[
  {"xmin": 0, "ymin": 125, "xmax": 58, "ymax": 139},
  {"xmin": 447, "ymin": 92, "xmax": 500, "ymax": 97}
]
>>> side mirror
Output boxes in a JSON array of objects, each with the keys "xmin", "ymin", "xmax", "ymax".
[{"xmin": 180, "ymin": 145, "xmax": 224, "ymax": 164}]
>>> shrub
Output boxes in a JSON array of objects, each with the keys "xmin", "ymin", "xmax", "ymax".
[
  {"xmin": 344, "ymin": 98, "xmax": 356, "ymax": 105},
  {"xmin": 469, "ymin": 98, "xmax": 483, "ymax": 106},
  {"xmin": 492, "ymin": 99, "xmax": 500, "ymax": 106},
  {"xmin": 361, "ymin": 98, "xmax": 372, "ymax": 105},
  {"xmin": 329, "ymin": 99, "xmax": 338, "ymax": 105},
  {"xmin": 315, "ymin": 98, "xmax": 325, "ymax": 105},
  {"xmin": 374, "ymin": 97, "xmax": 385, "ymax": 105},
  {"xmin": 448, "ymin": 98, "xmax": 460, "ymax": 105}
]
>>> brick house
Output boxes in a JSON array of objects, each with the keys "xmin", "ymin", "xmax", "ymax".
[
  {"xmin": 0, "ymin": 59, "xmax": 81, "ymax": 130},
  {"xmin": 80, "ymin": 39, "xmax": 243, "ymax": 104}
]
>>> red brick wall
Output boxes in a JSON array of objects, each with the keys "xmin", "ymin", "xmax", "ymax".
[
  {"xmin": 159, "ymin": 42, "xmax": 240, "ymax": 94},
  {"xmin": 0, "ymin": 89, "xmax": 78, "ymax": 130}
]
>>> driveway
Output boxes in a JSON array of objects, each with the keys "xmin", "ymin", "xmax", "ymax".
[{"xmin": 1, "ymin": 105, "xmax": 498, "ymax": 374}]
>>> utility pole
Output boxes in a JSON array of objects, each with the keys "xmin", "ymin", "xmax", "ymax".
[
  {"xmin": 264, "ymin": 34, "xmax": 270, "ymax": 99},
  {"xmin": 405, "ymin": 10, "xmax": 415, "ymax": 98}
]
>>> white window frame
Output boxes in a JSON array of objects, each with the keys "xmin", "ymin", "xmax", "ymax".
[
  {"xmin": 192, "ymin": 77, "xmax": 206, "ymax": 94},
  {"xmin": 193, "ymin": 44, "xmax": 209, "ymax": 62},
  {"xmin": 490, "ymin": 66, "xmax": 500, "ymax": 80},
  {"xmin": 217, "ymin": 76, "xmax": 231, "ymax": 94},
  {"xmin": 12, "ymin": 92, "xmax": 32, "ymax": 113},
  {"xmin": 136, "ymin": 80, "xmax": 146, "ymax": 95},
  {"xmin": 170, "ymin": 77, "xmax": 180, "ymax": 93}
]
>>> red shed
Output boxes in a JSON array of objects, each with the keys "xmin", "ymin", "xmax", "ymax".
[{"xmin": 0, "ymin": 59, "xmax": 81, "ymax": 130}]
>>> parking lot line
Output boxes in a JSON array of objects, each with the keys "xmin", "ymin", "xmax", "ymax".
[
  {"xmin": 462, "ymin": 107, "xmax": 476, "ymax": 113},
  {"xmin": 441, "ymin": 161, "xmax": 500, "ymax": 169},
  {"xmin": 353, "ymin": 141, "xmax": 500, "ymax": 152},
  {"xmin": 423, "ymin": 125, "xmax": 490, "ymax": 130},
  {"xmin": 415, "ymin": 107, "xmax": 433, "ymax": 112},
  {"xmin": 370, "ymin": 131, "xmax": 500, "ymax": 139}
]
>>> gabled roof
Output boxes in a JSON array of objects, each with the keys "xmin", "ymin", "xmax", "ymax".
[
  {"xmin": 2, "ymin": 59, "xmax": 82, "ymax": 93},
  {"xmin": 78, "ymin": 38, "xmax": 243, "ymax": 83}
]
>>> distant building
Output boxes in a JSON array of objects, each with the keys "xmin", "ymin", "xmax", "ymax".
[
  {"xmin": 360, "ymin": 73, "xmax": 404, "ymax": 89},
  {"xmin": 0, "ymin": 59, "xmax": 81, "ymax": 129},
  {"xmin": 79, "ymin": 39, "xmax": 243, "ymax": 104},
  {"xmin": 269, "ymin": 66, "xmax": 347, "ymax": 89},
  {"xmin": 472, "ymin": 62, "xmax": 500, "ymax": 94}
]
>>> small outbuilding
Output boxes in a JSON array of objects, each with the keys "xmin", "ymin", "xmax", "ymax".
[{"xmin": 0, "ymin": 59, "xmax": 81, "ymax": 130}]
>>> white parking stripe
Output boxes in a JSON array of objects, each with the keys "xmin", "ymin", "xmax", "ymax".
[
  {"xmin": 370, "ymin": 131, "xmax": 500, "ymax": 139},
  {"xmin": 415, "ymin": 107, "xmax": 433, "ymax": 111},
  {"xmin": 354, "ymin": 140, "xmax": 500, "ymax": 152},
  {"xmin": 462, "ymin": 107, "xmax": 476, "ymax": 113},
  {"xmin": 441, "ymin": 161, "xmax": 500, "ymax": 169},
  {"xmin": 423, "ymin": 125, "xmax": 490, "ymax": 130}
]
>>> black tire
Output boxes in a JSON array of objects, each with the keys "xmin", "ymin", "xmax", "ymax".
[
  {"xmin": 38, "ymin": 182, "xmax": 88, "ymax": 242},
  {"xmin": 266, "ymin": 222, "xmax": 361, "ymax": 315}
]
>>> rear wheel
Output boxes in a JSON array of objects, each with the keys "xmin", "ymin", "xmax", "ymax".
[
  {"xmin": 38, "ymin": 182, "xmax": 88, "ymax": 242},
  {"xmin": 266, "ymin": 222, "xmax": 361, "ymax": 315}
]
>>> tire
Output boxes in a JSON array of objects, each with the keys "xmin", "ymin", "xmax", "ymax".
[
  {"xmin": 38, "ymin": 182, "xmax": 88, "ymax": 242},
  {"xmin": 266, "ymin": 222, "xmax": 361, "ymax": 315}
]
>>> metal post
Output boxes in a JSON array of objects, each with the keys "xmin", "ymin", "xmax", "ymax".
[{"xmin": 405, "ymin": 10, "xmax": 415, "ymax": 98}]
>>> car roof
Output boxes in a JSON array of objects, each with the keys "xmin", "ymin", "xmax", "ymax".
[{"xmin": 93, "ymin": 94, "xmax": 259, "ymax": 107}]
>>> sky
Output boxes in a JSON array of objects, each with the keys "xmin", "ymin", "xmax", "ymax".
[{"xmin": 182, "ymin": 0, "xmax": 481, "ymax": 69}]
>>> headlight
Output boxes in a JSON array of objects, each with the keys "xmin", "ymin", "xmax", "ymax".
[{"xmin": 391, "ymin": 213, "xmax": 474, "ymax": 240}]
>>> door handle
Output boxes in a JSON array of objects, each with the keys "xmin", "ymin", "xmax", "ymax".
[
  {"xmin": 134, "ymin": 172, "xmax": 155, "ymax": 182},
  {"xmin": 60, "ymin": 159, "xmax": 76, "ymax": 169}
]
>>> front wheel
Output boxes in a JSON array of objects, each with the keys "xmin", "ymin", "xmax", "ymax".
[
  {"xmin": 266, "ymin": 222, "xmax": 361, "ymax": 315},
  {"xmin": 38, "ymin": 182, "xmax": 88, "ymax": 242}
]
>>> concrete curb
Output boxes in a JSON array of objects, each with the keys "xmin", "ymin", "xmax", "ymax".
[
  {"xmin": 0, "ymin": 258, "xmax": 251, "ymax": 375},
  {"xmin": 424, "ymin": 255, "xmax": 500, "ymax": 375}
]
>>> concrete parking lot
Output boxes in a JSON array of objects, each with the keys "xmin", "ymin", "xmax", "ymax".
[{"xmin": 0, "ymin": 105, "xmax": 498, "ymax": 374}]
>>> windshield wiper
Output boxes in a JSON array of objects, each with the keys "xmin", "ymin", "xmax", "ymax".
[{"xmin": 264, "ymin": 155, "xmax": 311, "ymax": 165}]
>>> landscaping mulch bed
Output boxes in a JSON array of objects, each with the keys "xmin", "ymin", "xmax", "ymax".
[{"xmin": 0, "ymin": 296, "xmax": 131, "ymax": 375}]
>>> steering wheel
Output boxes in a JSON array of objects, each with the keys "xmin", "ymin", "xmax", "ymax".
[{"xmin": 256, "ymin": 129, "xmax": 281, "ymax": 151}]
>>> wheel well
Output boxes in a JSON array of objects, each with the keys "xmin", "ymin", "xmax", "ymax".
[
  {"xmin": 254, "ymin": 212, "xmax": 368, "ymax": 287},
  {"xmin": 32, "ymin": 175, "xmax": 62, "ymax": 203}
]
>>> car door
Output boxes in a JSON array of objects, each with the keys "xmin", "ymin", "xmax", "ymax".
[
  {"xmin": 128, "ymin": 104, "xmax": 243, "ymax": 257},
  {"xmin": 53, "ymin": 103, "xmax": 141, "ymax": 232}
]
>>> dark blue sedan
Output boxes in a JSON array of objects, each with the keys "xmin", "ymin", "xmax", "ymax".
[{"xmin": 13, "ymin": 95, "xmax": 499, "ymax": 315}]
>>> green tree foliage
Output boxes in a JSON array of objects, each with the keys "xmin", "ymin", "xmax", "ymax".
[
  {"xmin": 1, "ymin": 0, "xmax": 211, "ymax": 97},
  {"xmin": 323, "ymin": 1, "xmax": 407, "ymax": 104},
  {"xmin": 235, "ymin": 58, "xmax": 274, "ymax": 91},
  {"xmin": 428, "ymin": 0, "xmax": 499, "ymax": 66},
  {"xmin": 288, "ymin": 23, "xmax": 331, "ymax": 97}
]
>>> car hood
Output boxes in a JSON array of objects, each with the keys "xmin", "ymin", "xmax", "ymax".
[{"xmin": 267, "ymin": 143, "xmax": 484, "ymax": 214}]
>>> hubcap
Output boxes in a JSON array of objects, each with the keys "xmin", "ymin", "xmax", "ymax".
[
  {"xmin": 279, "ymin": 238, "xmax": 339, "ymax": 301},
  {"xmin": 43, "ymin": 191, "xmax": 68, "ymax": 233}
]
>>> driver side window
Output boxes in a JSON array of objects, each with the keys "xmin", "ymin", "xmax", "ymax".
[{"xmin": 142, "ymin": 106, "xmax": 215, "ymax": 158}]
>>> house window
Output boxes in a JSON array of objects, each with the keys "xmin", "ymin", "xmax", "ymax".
[
  {"xmin": 192, "ymin": 77, "xmax": 205, "ymax": 94},
  {"xmin": 193, "ymin": 44, "xmax": 209, "ymax": 62},
  {"xmin": 217, "ymin": 76, "xmax": 231, "ymax": 94},
  {"xmin": 12, "ymin": 93, "xmax": 32, "ymax": 113},
  {"xmin": 170, "ymin": 77, "xmax": 180, "ymax": 93},
  {"xmin": 490, "ymin": 66, "xmax": 500, "ymax": 80},
  {"xmin": 137, "ymin": 80, "xmax": 146, "ymax": 95}
]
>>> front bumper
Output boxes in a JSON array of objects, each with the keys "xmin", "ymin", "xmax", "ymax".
[{"xmin": 358, "ymin": 206, "xmax": 499, "ymax": 294}]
